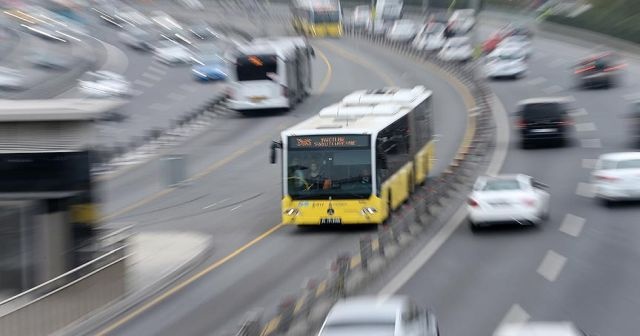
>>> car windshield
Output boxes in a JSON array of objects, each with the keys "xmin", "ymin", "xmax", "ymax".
[
  {"xmin": 520, "ymin": 103, "xmax": 567, "ymax": 120},
  {"xmin": 481, "ymin": 179, "xmax": 522, "ymax": 191},
  {"xmin": 287, "ymin": 135, "xmax": 372, "ymax": 200}
]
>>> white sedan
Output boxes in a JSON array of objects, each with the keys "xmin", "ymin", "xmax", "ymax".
[
  {"xmin": 498, "ymin": 35, "xmax": 532, "ymax": 59},
  {"xmin": 438, "ymin": 36, "xmax": 474, "ymax": 62},
  {"xmin": 592, "ymin": 152, "xmax": 640, "ymax": 205},
  {"xmin": 386, "ymin": 20, "xmax": 418, "ymax": 42},
  {"xmin": 485, "ymin": 47, "xmax": 528, "ymax": 79},
  {"xmin": 78, "ymin": 71, "xmax": 131, "ymax": 97},
  {"xmin": 153, "ymin": 40, "xmax": 196, "ymax": 65},
  {"xmin": 467, "ymin": 174, "xmax": 550, "ymax": 230},
  {"xmin": 412, "ymin": 23, "xmax": 446, "ymax": 51}
]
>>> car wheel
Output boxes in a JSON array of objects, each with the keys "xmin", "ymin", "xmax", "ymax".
[
  {"xmin": 469, "ymin": 219, "xmax": 479, "ymax": 233},
  {"xmin": 600, "ymin": 198, "xmax": 614, "ymax": 208}
]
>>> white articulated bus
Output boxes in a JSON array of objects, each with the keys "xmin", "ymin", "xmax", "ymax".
[
  {"xmin": 226, "ymin": 37, "xmax": 314, "ymax": 113},
  {"xmin": 270, "ymin": 86, "xmax": 435, "ymax": 225}
]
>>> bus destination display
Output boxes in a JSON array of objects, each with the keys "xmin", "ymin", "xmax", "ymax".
[{"xmin": 289, "ymin": 135, "xmax": 369, "ymax": 149}]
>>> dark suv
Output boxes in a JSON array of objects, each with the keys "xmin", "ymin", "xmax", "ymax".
[
  {"xmin": 515, "ymin": 98, "xmax": 574, "ymax": 148},
  {"xmin": 574, "ymin": 52, "xmax": 624, "ymax": 88}
]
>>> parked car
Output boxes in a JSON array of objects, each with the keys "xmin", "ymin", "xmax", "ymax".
[
  {"xmin": 574, "ymin": 52, "xmax": 625, "ymax": 88},
  {"xmin": 592, "ymin": 152, "xmax": 640, "ymax": 206},
  {"xmin": 448, "ymin": 8, "xmax": 475, "ymax": 34},
  {"xmin": 153, "ymin": 40, "xmax": 195, "ymax": 65},
  {"xmin": 498, "ymin": 35, "xmax": 532, "ymax": 59},
  {"xmin": 78, "ymin": 70, "xmax": 131, "ymax": 97},
  {"xmin": 412, "ymin": 23, "xmax": 446, "ymax": 51},
  {"xmin": 351, "ymin": 5, "xmax": 371, "ymax": 29},
  {"xmin": 387, "ymin": 19, "xmax": 418, "ymax": 42},
  {"xmin": 468, "ymin": 174, "xmax": 550, "ymax": 231},
  {"xmin": 485, "ymin": 47, "xmax": 527, "ymax": 79},
  {"xmin": 318, "ymin": 296, "xmax": 440, "ymax": 336},
  {"xmin": 118, "ymin": 26, "xmax": 156, "ymax": 51},
  {"xmin": 438, "ymin": 36, "xmax": 473, "ymax": 62},
  {"xmin": 367, "ymin": 18, "xmax": 387, "ymax": 35},
  {"xmin": 514, "ymin": 97, "xmax": 574, "ymax": 148}
]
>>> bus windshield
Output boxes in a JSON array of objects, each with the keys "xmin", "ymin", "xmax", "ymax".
[
  {"xmin": 287, "ymin": 135, "xmax": 372, "ymax": 200},
  {"xmin": 235, "ymin": 54, "xmax": 278, "ymax": 81},
  {"xmin": 313, "ymin": 10, "xmax": 340, "ymax": 23}
]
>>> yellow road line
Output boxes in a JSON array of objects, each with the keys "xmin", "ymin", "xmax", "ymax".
[
  {"xmin": 314, "ymin": 47, "xmax": 333, "ymax": 94},
  {"xmin": 315, "ymin": 40, "xmax": 396, "ymax": 86},
  {"xmin": 260, "ymin": 316, "xmax": 281, "ymax": 336},
  {"xmin": 96, "ymin": 223, "xmax": 285, "ymax": 335}
]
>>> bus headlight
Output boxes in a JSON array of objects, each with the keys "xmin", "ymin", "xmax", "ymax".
[
  {"xmin": 284, "ymin": 208, "xmax": 300, "ymax": 216},
  {"xmin": 361, "ymin": 207, "xmax": 377, "ymax": 216}
]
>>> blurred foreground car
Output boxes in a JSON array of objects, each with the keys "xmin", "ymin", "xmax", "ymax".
[
  {"xmin": 118, "ymin": 26, "xmax": 156, "ymax": 51},
  {"xmin": 494, "ymin": 321, "xmax": 589, "ymax": 336},
  {"xmin": 468, "ymin": 174, "xmax": 550, "ymax": 231},
  {"xmin": 438, "ymin": 36, "xmax": 473, "ymax": 62},
  {"xmin": 192, "ymin": 54, "xmax": 227, "ymax": 81},
  {"xmin": 0, "ymin": 67, "xmax": 25, "ymax": 90},
  {"xmin": 515, "ymin": 97, "xmax": 574, "ymax": 148},
  {"xmin": 386, "ymin": 20, "xmax": 417, "ymax": 42},
  {"xmin": 574, "ymin": 52, "xmax": 625, "ymax": 88},
  {"xmin": 153, "ymin": 40, "xmax": 195, "ymax": 65},
  {"xmin": 78, "ymin": 71, "xmax": 131, "ymax": 97},
  {"xmin": 412, "ymin": 23, "xmax": 445, "ymax": 51},
  {"xmin": 485, "ymin": 47, "xmax": 527, "ymax": 79},
  {"xmin": 318, "ymin": 296, "xmax": 440, "ymax": 336},
  {"xmin": 592, "ymin": 152, "xmax": 640, "ymax": 206}
]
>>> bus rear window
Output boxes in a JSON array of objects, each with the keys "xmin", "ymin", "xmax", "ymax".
[{"xmin": 235, "ymin": 55, "xmax": 278, "ymax": 81}]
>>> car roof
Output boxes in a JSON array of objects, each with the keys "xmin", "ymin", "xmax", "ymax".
[
  {"xmin": 598, "ymin": 152, "xmax": 640, "ymax": 162},
  {"xmin": 517, "ymin": 97, "xmax": 573, "ymax": 106},
  {"xmin": 325, "ymin": 296, "xmax": 406, "ymax": 324},
  {"xmin": 494, "ymin": 322, "xmax": 583, "ymax": 336}
]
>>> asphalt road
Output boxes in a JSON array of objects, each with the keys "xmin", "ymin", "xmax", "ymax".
[
  {"xmin": 369, "ymin": 19, "xmax": 640, "ymax": 336},
  {"xmin": 87, "ymin": 11, "xmax": 470, "ymax": 336}
]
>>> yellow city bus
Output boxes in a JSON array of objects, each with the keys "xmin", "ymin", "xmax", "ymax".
[
  {"xmin": 270, "ymin": 86, "xmax": 434, "ymax": 225},
  {"xmin": 290, "ymin": 0, "xmax": 343, "ymax": 37}
]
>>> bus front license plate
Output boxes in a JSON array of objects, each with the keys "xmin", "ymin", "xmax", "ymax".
[{"xmin": 320, "ymin": 218, "xmax": 341, "ymax": 225}]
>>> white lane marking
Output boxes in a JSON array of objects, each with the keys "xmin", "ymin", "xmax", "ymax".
[
  {"xmin": 142, "ymin": 72, "xmax": 163, "ymax": 81},
  {"xmin": 542, "ymin": 85, "xmax": 564, "ymax": 94},
  {"xmin": 230, "ymin": 205, "xmax": 242, "ymax": 212},
  {"xmin": 168, "ymin": 93, "xmax": 186, "ymax": 101},
  {"xmin": 575, "ymin": 122, "xmax": 597, "ymax": 132},
  {"xmin": 582, "ymin": 158, "xmax": 598, "ymax": 169},
  {"xmin": 549, "ymin": 58, "xmax": 567, "ymax": 68},
  {"xmin": 147, "ymin": 66, "xmax": 167, "ymax": 75},
  {"xmin": 495, "ymin": 304, "xmax": 531, "ymax": 333},
  {"xmin": 99, "ymin": 39, "xmax": 129, "ymax": 73},
  {"xmin": 570, "ymin": 108, "xmax": 588, "ymax": 117},
  {"xmin": 134, "ymin": 79, "xmax": 154, "ymax": 88},
  {"xmin": 203, "ymin": 198, "xmax": 230, "ymax": 209},
  {"xmin": 526, "ymin": 77, "xmax": 547, "ymax": 86},
  {"xmin": 576, "ymin": 182, "xmax": 595, "ymax": 198},
  {"xmin": 537, "ymin": 250, "xmax": 567, "ymax": 282},
  {"xmin": 379, "ymin": 94, "xmax": 511, "ymax": 297},
  {"xmin": 559, "ymin": 214, "xmax": 585, "ymax": 237},
  {"xmin": 581, "ymin": 138, "xmax": 602, "ymax": 148}
]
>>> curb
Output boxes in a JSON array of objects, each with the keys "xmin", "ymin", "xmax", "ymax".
[{"xmin": 55, "ymin": 234, "xmax": 214, "ymax": 336}]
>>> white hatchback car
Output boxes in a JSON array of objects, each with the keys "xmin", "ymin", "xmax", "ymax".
[
  {"xmin": 592, "ymin": 152, "xmax": 640, "ymax": 205},
  {"xmin": 468, "ymin": 174, "xmax": 550, "ymax": 230},
  {"xmin": 412, "ymin": 23, "xmax": 446, "ymax": 52},
  {"xmin": 318, "ymin": 296, "xmax": 440, "ymax": 336},
  {"xmin": 387, "ymin": 20, "xmax": 418, "ymax": 42},
  {"xmin": 78, "ymin": 71, "xmax": 131, "ymax": 98},
  {"xmin": 494, "ymin": 322, "xmax": 588, "ymax": 336},
  {"xmin": 438, "ymin": 36, "xmax": 474, "ymax": 62},
  {"xmin": 485, "ymin": 47, "xmax": 528, "ymax": 79}
]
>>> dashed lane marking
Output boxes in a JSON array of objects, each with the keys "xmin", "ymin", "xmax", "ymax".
[
  {"xmin": 559, "ymin": 214, "xmax": 585, "ymax": 237},
  {"xmin": 581, "ymin": 138, "xmax": 602, "ymax": 148},
  {"xmin": 537, "ymin": 250, "xmax": 567, "ymax": 282},
  {"xmin": 582, "ymin": 158, "xmax": 598, "ymax": 169},
  {"xmin": 147, "ymin": 66, "xmax": 167, "ymax": 75},
  {"xmin": 576, "ymin": 182, "xmax": 595, "ymax": 198},
  {"xmin": 570, "ymin": 108, "xmax": 588, "ymax": 118},
  {"xmin": 495, "ymin": 304, "xmax": 531, "ymax": 333},
  {"xmin": 134, "ymin": 79, "xmax": 154, "ymax": 88},
  {"xmin": 575, "ymin": 122, "xmax": 596, "ymax": 132}
]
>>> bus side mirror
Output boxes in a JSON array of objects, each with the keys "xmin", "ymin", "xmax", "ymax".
[{"xmin": 270, "ymin": 141, "xmax": 282, "ymax": 164}]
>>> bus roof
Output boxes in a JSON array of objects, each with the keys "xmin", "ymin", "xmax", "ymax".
[{"xmin": 282, "ymin": 86, "xmax": 432, "ymax": 137}]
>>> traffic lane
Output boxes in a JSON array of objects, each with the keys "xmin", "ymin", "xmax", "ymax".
[
  {"xmin": 98, "ymin": 35, "xmax": 331, "ymax": 218},
  {"xmin": 333, "ymin": 37, "xmax": 470, "ymax": 175},
  {"xmin": 103, "ymin": 34, "xmax": 473, "ymax": 335},
  {"xmin": 100, "ymin": 39, "xmax": 393, "ymax": 336}
]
